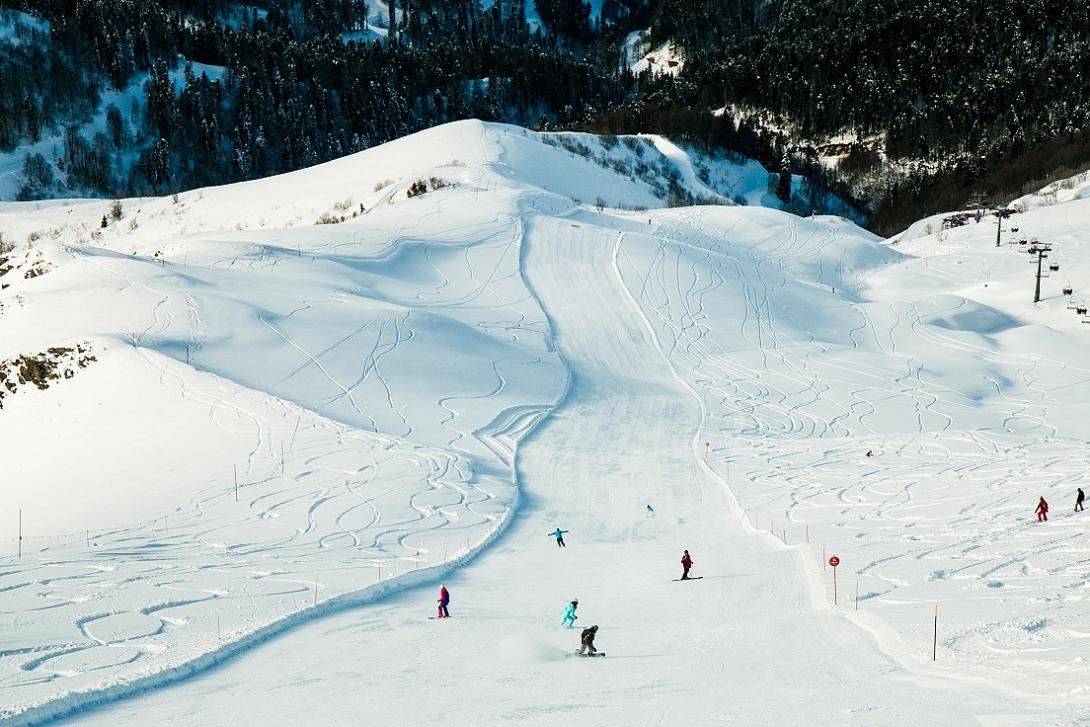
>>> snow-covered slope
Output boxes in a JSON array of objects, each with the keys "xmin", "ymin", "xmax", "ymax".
[
  {"xmin": 1011, "ymin": 167, "xmax": 1090, "ymax": 212},
  {"xmin": 626, "ymin": 29, "xmax": 685, "ymax": 76},
  {"xmin": 3, "ymin": 120, "xmax": 1090, "ymax": 725}
]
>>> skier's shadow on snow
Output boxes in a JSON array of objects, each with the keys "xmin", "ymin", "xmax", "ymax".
[{"xmin": 676, "ymin": 575, "xmax": 745, "ymax": 581}]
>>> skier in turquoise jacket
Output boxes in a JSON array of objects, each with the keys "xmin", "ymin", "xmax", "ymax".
[{"xmin": 561, "ymin": 599, "xmax": 578, "ymax": 627}]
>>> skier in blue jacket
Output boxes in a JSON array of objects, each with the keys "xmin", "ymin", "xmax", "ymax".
[
  {"xmin": 549, "ymin": 528, "xmax": 569, "ymax": 547},
  {"xmin": 561, "ymin": 599, "xmax": 578, "ymax": 627}
]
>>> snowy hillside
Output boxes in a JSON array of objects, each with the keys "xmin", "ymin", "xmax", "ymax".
[
  {"xmin": 1011, "ymin": 167, "xmax": 1090, "ymax": 213},
  {"xmin": 625, "ymin": 29, "xmax": 685, "ymax": 76},
  {"xmin": 3, "ymin": 120, "xmax": 1090, "ymax": 725}
]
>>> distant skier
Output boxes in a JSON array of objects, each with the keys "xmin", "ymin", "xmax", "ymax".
[
  {"xmin": 1077, "ymin": 488, "xmax": 1085, "ymax": 512},
  {"xmin": 680, "ymin": 549, "xmax": 693, "ymax": 580},
  {"xmin": 561, "ymin": 599, "xmax": 579, "ymax": 628},
  {"xmin": 1036, "ymin": 497, "xmax": 1049, "ymax": 522},
  {"xmin": 865, "ymin": 450, "xmax": 873, "ymax": 458},
  {"xmin": 646, "ymin": 504, "xmax": 655, "ymax": 517},
  {"xmin": 549, "ymin": 528, "xmax": 569, "ymax": 548},
  {"xmin": 437, "ymin": 584, "xmax": 450, "ymax": 618},
  {"xmin": 576, "ymin": 625, "xmax": 599, "ymax": 655}
]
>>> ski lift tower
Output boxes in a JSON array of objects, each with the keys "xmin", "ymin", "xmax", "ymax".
[
  {"xmin": 1027, "ymin": 240, "xmax": 1054, "ymax": 303},
  {"xmin": 993, "ymin": 207, "xmax": 1016, "ymax": 247}
]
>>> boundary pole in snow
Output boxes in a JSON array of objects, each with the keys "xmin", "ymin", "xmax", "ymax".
[
  {"xmin": 234, "ymin": 465, "xmax": 238, "ymax": 502},
  {"xmin": 806, "ymin": 524, "xmax": 810, "ymax": 544},
  {"xmin": 933, "ymin": 605, "xmax": 939, "ymax": 661},
  {"xmin": 18, "ymin": 509, "xmax": 21, "ymax": 559},
  {"xmin": 314, "ymin": 583, "xmax": 318, "ymax": 607},
  {"xmin": 828, "ymin": 556, "xmax": 840, "ymax": 604},
  {"xmin": 855, "ymin": 580, "xmax": 859, "ymax": 611},
  {"xmin": 281, "ymin": 444, "xmax": 285, "ymax": 474}
]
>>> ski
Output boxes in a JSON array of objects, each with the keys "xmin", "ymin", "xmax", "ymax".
[
  {"xmin": 673, "ymin": 576, "xmax": 704, "ymax": 581},
  {"xmin": 567, "ymin": 652, "xmax": 606, "ymax": 657}
]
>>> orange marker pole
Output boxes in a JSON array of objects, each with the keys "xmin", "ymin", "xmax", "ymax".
[{"xmin": 828, "ymin": 556, "xmax": 840, "ymax": 604}]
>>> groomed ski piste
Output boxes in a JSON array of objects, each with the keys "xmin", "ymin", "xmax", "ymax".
[{"xmin": 2, "ymin": 120, "xmax": 1090, "ymax": 725}]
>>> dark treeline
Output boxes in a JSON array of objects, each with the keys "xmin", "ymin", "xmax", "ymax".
[
  {"xmin": 644, "ymin": 0, "xmax": 1090, "ymax": 231},
  {"xmin": 6, "ymin": 0, "xmax": 1090, "ymax": 231},
  {"xmin": 2, "ymin": 0, "xmax": 640, "ymax": 198},
  {"xmin": 650, "ymin": 0, "xmax": 1090, "ymax": 159}
]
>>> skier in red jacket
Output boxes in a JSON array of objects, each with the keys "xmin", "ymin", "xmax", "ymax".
[
  {"xmin": 680, "ymin": 550, "xmax": 693, "ymax": 580},
  {"xmin": 437, "ymin": 585, "xmax": 450, "ymax": 618},
  {"xmin": 1036, "ymin": 497, "xmax": 1049, "ymax": 522}
]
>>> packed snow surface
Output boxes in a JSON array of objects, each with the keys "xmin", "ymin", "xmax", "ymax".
[{"xmin": 2, "ymin": 121, "xmax": 1090, "ymax": 725}]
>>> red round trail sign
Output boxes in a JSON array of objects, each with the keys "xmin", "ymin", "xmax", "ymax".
[{"xmin": 828, "ymin": 556, "xmax": 840, "ymax": 567}]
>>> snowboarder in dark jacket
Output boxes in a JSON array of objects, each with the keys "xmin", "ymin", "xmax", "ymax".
[
  {"xmin": 1036, "ymin": 497, "xmax": 1049, "ymax": 522},
  {"xmin": 1077, "ymin": 488, "xmax": 1085, "ymax": 512},
  {"xmin": 681, "ymin": 550, "xmax": 693, "ymax": 580},
  {"xmin": 577, "ymin": 625, "xmax": 598, "ymax": 655}
]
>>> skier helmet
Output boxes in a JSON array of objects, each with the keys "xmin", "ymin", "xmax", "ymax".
[{"xmin": 591, "ymin": 625, "xmax": 598, "ymax": 631}]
